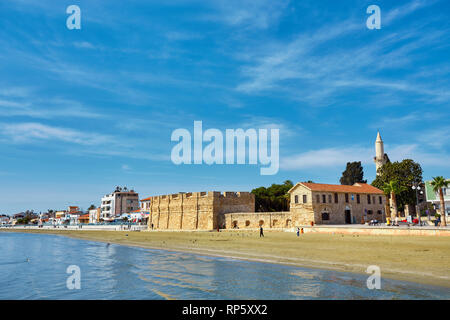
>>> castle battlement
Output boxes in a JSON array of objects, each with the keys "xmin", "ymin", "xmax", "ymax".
[{"xmin": 148, "ymin": 191, "xmax": 253, "ymax": 201}]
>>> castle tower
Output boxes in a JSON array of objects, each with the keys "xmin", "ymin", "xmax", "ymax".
[{"xmin": 374, "ymin": 131, "xmax": 387, "ymax": 175}]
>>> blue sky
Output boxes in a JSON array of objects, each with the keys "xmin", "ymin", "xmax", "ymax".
[{"xmin": 0, "ymin": 0, "xmax": 449, "ymax": 213}]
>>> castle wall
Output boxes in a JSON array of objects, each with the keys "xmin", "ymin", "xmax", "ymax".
[
  {"xmin": 225, "ymin": 212, "xmax": 292, "ymax": 229},
  {"xmin": 147, "ymin": 191, "xmax": 254, "ymax": 230}
]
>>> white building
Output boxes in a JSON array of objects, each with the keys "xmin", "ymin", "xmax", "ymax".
[
  {"xmin": 0, "ymin": 215, "xmax": 10, "ymax": 225},
  {"xmin": 101, "ymin": 187, "xmax": 139, "ymax": 220},
  {"xmin": 89, "ymin": 208, "xmax": 100, "ymax": 224}
]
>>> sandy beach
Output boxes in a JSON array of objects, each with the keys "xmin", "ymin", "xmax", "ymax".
[{"xmin": 2, "ymin": 228, "xmax": 449, "ymax": 288}]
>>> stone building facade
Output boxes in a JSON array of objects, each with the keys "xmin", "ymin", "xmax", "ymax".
[
  {"xmin": 225, "ymin": 212, "xmax": 292, "ymax": 229},
  {"xmin": 145, "ymin": 191, "xmax": 254, "ymax": 230},
  {"xmin": 224, "ymin": 182, "xmax": 386, "ymax": 229},
  {"xmin": 288, "ymin": 182, "xmax": 386, "ymax": 225}
]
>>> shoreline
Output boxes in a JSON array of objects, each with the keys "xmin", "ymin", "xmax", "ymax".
[{"xmin": 2, "ymin": 228, "xmax": 449, "ymax": 289}]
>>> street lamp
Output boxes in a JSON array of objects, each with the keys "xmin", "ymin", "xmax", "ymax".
[{"xmin": 412, "ymin": 183, "xmax": 423, "ymax": 226}]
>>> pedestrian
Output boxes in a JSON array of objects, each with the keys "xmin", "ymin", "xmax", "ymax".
[
  {"xmin": 296, "ymin": 227, "xmax": 300, "ymax": 237},
  {"xmin": 151, "ymin": 223, "xmax": 154, "ymax": 230},
  {"xmin": 301, "ymin": 228, "xmax": 304, "ymax": 234},
  {"xmin": 260, "ymin": 226, "xmax": 264, "ymax": 237}
]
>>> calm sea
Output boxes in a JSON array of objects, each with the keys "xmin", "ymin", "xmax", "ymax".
[{"xmin": 0, "ymin": 232, "xmax": 448, "ymax": 300}]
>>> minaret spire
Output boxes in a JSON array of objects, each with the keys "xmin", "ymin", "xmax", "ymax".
[
  {"xmin": 374, "ymin": 131, "xmax": 386, "ymax": 175},
  {"xmin": 376, "ymin": 131, "xmax": 382, "ymax": 142}
]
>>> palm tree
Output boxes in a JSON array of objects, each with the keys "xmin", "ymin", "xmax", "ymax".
[
  {"xmin": 430, "ymin": 176, "xmax": 449, "ymax": 227},
  {"xmin": 381, "ymin": 187, "xmax": 391, "ymax": 220},
  {"xmin": 383, "ymin": 180, "xmax": 406, "ymax": 219}
]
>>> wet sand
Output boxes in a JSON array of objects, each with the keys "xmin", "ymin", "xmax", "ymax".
[{"xmin": 2, "ymin": 228, "xmax": 449, "ymax": 288}]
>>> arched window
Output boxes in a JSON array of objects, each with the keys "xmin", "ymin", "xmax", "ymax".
[
  {"xmin": 286, "ymin": 219, "xmax": 292, "ymax": 227},
  {"xmin": 245, "ymin": 220, "xmax": 250, "ymax": 227},
  {"xmin": 272, "ymin": 219, "xmax": 278, "ymax": 227},
  {"xmin": 259, "ymin": 220, "xmax": 264, "ymax": 226},
  {"xmin": 232, "ymin": 220, "xmax": 238, "ymax": 228}
]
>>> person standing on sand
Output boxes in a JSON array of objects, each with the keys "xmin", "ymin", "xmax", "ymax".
[
  {"xmin": 260, "ymin": 226, "xmax": 264, "ymax": 237},
  {"xmin": 296, "ymin": 227, "xmax": 300, "ymax": 237}
]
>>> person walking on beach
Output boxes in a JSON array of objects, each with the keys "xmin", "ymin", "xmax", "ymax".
[
  {"xmin": 260, "ymin": 226, "xmax": 264, "ymax": 237},
  {"xmin": 296, "ymin": 227, "xmax": 300, "ymax": 237}
]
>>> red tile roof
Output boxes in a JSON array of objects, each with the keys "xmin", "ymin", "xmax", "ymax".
[
  {"xmin": 141, "ymin": 197, "xmax": 151, "ymax": 201},
  {"xmin": 292, "ymin": 182, "xmax": 383, "ymax": 194}
]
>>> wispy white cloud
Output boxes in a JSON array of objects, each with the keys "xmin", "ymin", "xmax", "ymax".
[
  {"xmin": 384, "ymin": 0, "xmax": 434, "ymax": 25},
  {"xmin": 201, "ymin": 0, "xmax": 290, "ymax": 30},
  {"xmin": 0, "ymin": 122, "xmax": 113, "ymax": 146},
  {"xmin": 281, "ymin": 143, "xmax": 450, "ymax": 171},
  {"xmin": 0, "ymin": 121, "xmax": 170, "ymax": 162},
  {"xmin": 281, "ymin": 146, "xmax": 372, "ymax": 170},
  {"xmin": 371, "ymin": 111, "xmax": 443, "ymax": 130},
  {"xmin": 235, "ymin": 0, "xmax": 448, "ymax": 106},
  {"xmin": 0, "ymin": 88, "xmax": 103, "ymax": 119}
]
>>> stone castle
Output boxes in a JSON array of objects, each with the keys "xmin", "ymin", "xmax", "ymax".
[
  {"xmin": 144, "ymin": 191, "xmax": 254, "ymax": 230},
  {"xmin": 144, "ymin": 183, "xmax": 385, "ymax": 231},
  {"xmin": 225, "ymin": 182, "xmax": 386, "ymax": 229},
  {"xmin": 143, "ymin": 132, "xmax": 388, "ymax": 231}
]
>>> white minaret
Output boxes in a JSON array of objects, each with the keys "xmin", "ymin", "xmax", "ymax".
[{"xmin": 374, "ymin": 131, "xmax": 386, "ymax": 175}]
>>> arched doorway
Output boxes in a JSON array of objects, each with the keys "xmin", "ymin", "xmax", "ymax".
[
  {"xmin": 259, "ymin": 220, "xmax": 264, "ymax": 226},
  {"xmin": 232, "ymin": 220, "xmax": 238, "ymax": 228}
]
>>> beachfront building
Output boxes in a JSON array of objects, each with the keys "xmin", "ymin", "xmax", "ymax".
[
  {"xmin": 141, "ymin": 197, "xmax": 151, "ymax": 211},
  {"xmin": 64, "ymin": 206, "xmax": 83, "ymax": 225},
  {"xmin": 224, "ymin": 182, "xmax": 386, "ymax": 229},
  {"xmin": 78, "ymin": 214, "xmax": 90, "ymax": 224},
  {"xmin": 68, "ymin": 206, "xmax": 80, "ymax": 214},
  {"xmin": 425, "ymin": 179, "xmax": 450, "ymax": 217},
  {"xmin": 288, "ymin": 182, "xmax": 386, "ymax": 225},
  {"xmin": 100, "ymin": 187, "xmax": 139, "ymax": 221},
  {"xmin": 89, "ymin": 208, "xmax": 101, "ymax": 224},
  {"xmin": 0, "ymin": 214, "xmax": 10, "ymax": 225},
  {"xmin": 54, "ymin": 210, "xmax": 67, "ymax": 225}
]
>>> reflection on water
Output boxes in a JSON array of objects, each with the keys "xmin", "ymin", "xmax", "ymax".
[{"xmin": 0, "ymin": 232, "xmax": 448, "ymax": 300}]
